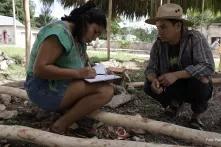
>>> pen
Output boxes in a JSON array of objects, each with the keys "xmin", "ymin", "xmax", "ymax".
[{"xmin": 87, "ymin": 61, "xmax": 92, "ymax": 68}]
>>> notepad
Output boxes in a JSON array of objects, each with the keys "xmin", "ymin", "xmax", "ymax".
[
  {"xmin": 85, "ymin": 74, "xmax": 121, "ymax": 83},
  {"xmin": 93, "ymin": 63, "xmax": 107, "ymax": 75},
  {"xmin": 84, "ymin": 63, "xmax": 121, "ymax": 83}
]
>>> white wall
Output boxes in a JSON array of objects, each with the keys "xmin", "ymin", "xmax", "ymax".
[
  {"xmin": 207, "ymin": 24, "xmax": 221, "ymax": 44},
  {"xmin": 0, "ymin": 25, "xmax": 40, "ymax": 48}
]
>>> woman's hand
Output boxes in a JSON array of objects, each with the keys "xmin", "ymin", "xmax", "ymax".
[{"xmin": 79, "ymin": 67, "xmax": 96, "ymax": 79}]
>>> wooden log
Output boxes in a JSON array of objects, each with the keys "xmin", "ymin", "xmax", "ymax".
[
  {"xmin": 0, "ymin": 86, "xmax": 221, "ymax": 146},
  {"xmin": 126, "ymin": 82, "xmax": 144, "ymax": 88},
  {"xmin": 0, "ymin": 125, "xmax": 182, "ymax": 147},
  {"xmin": 2, "ymin": 80, "xmax": 25, "ymax": 88},
  {"xmin": 212, "ymin": 78, "xmax": 221, "ymax": 85},
  {"xmin": 0, "ymin": 86, "xmax": 28, "ymax": 100},
  {"xmin": 89, "ymin": 111, "xmax": 221, "ymax": 147}
]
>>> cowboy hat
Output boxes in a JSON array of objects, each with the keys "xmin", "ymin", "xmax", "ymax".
[{"xmin": 145, "ymin": 3, "xmax": 190, "ymax": 25}]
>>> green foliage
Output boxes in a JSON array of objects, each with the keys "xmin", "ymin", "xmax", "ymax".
[
  {"xmin": 34, "ymin": 4, "xmax": 56, "ymax": 28},
  {"xmin": 11, "ymin": 55, "xmax": 23, "ymax": 64},
  {"xmin": 111, "ymin": 20, "xmax": 121, "ymax": 35},
  {"xmin": 187, "ymin": 9, "xmax": 221, "ymax": 28},
  {"xmin": 0, "ymin": 0, "xmax": 36, "ymax": 27},
  {"xmin": 120, "ymin": 40, "xmax": 130, "ymax": 48},
  {"xmin": 130, "ymin": 28, "xmax": 149, "ymax": 42},
  {"xmin": 120, "ymin": 27, "xmax": 131, "ymax": 35},
  {"xmin": 118, "ymin": 27, "xmax": 157, "ymax": 43}
]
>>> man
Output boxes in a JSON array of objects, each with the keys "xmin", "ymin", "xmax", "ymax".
[{"xmin": 144, "ymin": 3, "xmax": 214, "ymax": 130}]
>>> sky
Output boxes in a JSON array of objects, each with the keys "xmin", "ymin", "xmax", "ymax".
[{"xmin": 34, "ymin": 0, "xmax": 72, "ymax": 19}]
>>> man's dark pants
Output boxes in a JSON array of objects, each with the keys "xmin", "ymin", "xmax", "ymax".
[{"xmin": 144, "ymin": 78, "xmax": 213, "ymax": 114}]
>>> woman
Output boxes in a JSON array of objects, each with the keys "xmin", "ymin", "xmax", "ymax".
[{"xmin": 25, "ymin": 1, "xmax": 113, "ymax": 134}]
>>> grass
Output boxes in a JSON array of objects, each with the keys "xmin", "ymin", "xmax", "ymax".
[
  {"xmin": 0, "ymin": 46, "xmax": 25, "ymax": 80},
  {"xmin": 7, "ymin": 64, "xmax": 25, "ymax": 79},
  {"xmin": 87, "ymin": 50, "xmax": 146, "ymax": 63},
  {"xmin": 0, "ymin": 46, "xmax": 147, "ymax": 81},
  {"xmin": 0, "ymin": 47, "xmax": 25, "ymax": 58}
]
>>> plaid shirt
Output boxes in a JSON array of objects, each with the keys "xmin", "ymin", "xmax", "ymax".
[{"xmin": 145, "ymin": 29, "xmax": 215, "ymax": 79}]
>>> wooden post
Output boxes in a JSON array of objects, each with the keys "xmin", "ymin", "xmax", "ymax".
[
  {"xmin": 106, "ymin": 0, "xmax": 112, "ymax": 60},
  {"xmin": 12, "ymin": 0, "xmax": 17, "ymax": 45},
  {"xmin": 23, "ymin": 0, "xmax": 31, "ymax": 69}
]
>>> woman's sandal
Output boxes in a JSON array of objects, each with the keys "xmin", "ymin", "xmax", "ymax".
[
  {"xmin": 47, "ymin": 126, "xmax": 66, "ymax": 135},
  {"xmin": 189, "ymin": 118, "xmax": 205, "ymax": 130}
]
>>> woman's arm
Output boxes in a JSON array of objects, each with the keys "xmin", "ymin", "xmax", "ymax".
[{"xmin": 33, "ymin": 35, "xmax": 95, "ymax": 80}]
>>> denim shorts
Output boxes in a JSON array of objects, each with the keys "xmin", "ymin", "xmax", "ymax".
[{"xmin": 24, "ymin": 75, "xmax": 71, "ymax": 111}]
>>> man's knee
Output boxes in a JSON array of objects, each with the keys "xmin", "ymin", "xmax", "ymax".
[
  {"xmin": 188, "ymin": 78, "xmax": 213, "ymax": 100},
  {"xmin": 187, "ymin": 78, "xmax": 213, "ymax": 113},
  {"xmin": 191, "ymin": 102, "xmax": 208, "ymax": 114}
]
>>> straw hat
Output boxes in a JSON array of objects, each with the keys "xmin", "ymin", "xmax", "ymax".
[{"xmin": 145, "ymin": 3, "xmax": 189, "ymax": 25}]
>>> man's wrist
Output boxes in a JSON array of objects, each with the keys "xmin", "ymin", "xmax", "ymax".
[
  {"xmin": 147, "ymin": 74, "xmax": 157, "ymax": 83},
  {"xmin": 173, "ymin": 70, "xmax": 191, "ymax": 80}
]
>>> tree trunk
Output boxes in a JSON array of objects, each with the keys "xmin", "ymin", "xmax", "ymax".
[
  {"xmin": 23, "ymin": 0, "xmax": 31, "ymax": 69},
  {"xmin": 0, "ymin": 125, "xmax": 182, "ymax": 147},
  {"xmin": 0, "ymin": 86, "xmax": 221, "ymax": 146},
  {"xmin": 106, "ymin": 0, "xmax": 112, "ymax": 60}
]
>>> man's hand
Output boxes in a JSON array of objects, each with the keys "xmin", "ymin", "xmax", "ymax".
[
  {"xmin": 158, "ymin": 72, "xmax": 178, "ymax": 87},
  {"xmin": 151, "ymin": 79, "xmax": 163, "ymax": 94}
]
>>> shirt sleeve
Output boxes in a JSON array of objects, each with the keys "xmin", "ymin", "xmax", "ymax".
[
  {"xmin": 144, "ymin": 41, "xmax": 159, "ymax": 76},
  {"xmin": 185, "ymin": 33, "xmax": 215, "ymax": 78},
  {"xmin": 38, "ymin": 23, "xmax": 73, "ymax": 54}
]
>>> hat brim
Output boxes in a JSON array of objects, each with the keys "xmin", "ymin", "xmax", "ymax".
[{"xmin": 145, "ymin": 16, "xmax": 191, "ymax": 25}]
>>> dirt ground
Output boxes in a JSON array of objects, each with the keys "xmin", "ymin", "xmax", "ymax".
[{"xmin": 1, "ymin": 61, "xmax": 221, "ymax": 147}]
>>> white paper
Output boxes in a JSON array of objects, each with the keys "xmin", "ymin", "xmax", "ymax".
[
  {"xmin": 85, "ymin": 74, "xmax": 121, "ymax": 83},
  {"xmin": 93, "ymin": 63, "xmax": 107, "ymax": 75}
]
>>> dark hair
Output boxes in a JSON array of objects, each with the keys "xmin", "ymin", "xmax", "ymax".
[
  {"xmin": 166, "ymin": 19, "xmax": 187, "ymax": 32},
  {"xmin": 61, "ymin": 1, "xmax": 107, "ymax": 43},
  {"xmin": 166, "ymin": 19, "xmax": 183, "ymax": 25}
]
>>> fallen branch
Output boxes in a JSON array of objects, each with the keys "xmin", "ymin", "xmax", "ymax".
[
  {"xmin": 89, "ymin": 111, "xmax": 221, "ymax": 147},
  {"xmin": 2, "ymin": 80, "xmax": 25, "ymax": 88},
  {"xmin": 0, "ymin": 125, "xmax": 183, "ymax": 147},
  {"xmin": 212, "ymin": 78, "xmax": 221, "ymax": 85},
  {"xmin": 1, "ymin": 86, "xmax": 221, "ymax": 146},
  {"xmin": 126, "ymin": 82, "xmax": 144, "ymax": 88},
  {"xmin": 0, "ymin": 86, "xmax": 28, "ymax": 100}
]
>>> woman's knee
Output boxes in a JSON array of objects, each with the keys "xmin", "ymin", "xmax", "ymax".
[{"xmin": 98, "ymin": 84, "xmax": 114, "ymax": 103}]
